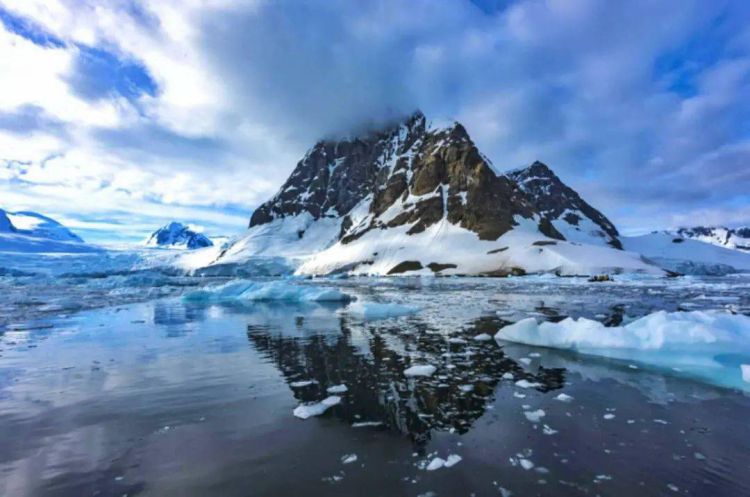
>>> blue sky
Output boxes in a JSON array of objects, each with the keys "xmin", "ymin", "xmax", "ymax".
[{"xmin": 0, "ymin": 0, "xmax": 749, "ymax": 244}]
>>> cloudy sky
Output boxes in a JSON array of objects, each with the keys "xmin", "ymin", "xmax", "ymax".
[{"xmin": 1, "ymin": 0, "xmax": 749, "ymax": 244}]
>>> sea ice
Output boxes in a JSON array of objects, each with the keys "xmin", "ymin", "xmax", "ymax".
[
  {"xmin": 425, "ymin": 457, "xmax": 445, "ymax": 471},
  {"xmin": 444, "ymin": 454, "xmax": 462, "ymax": 467},
  {"xmin": 404, "ymin": 365, "xmax": 437, "ymax": 377},
  {"xmin": 343, "ymin": 301, "xmax": 420, "ymax": 320},
  {"xmin": 183, "ymin": 280, "xmax": 352, "ymax": 303},
  {"xmin": 524, "ymin": 409, "xmax": 546, "ymax": 423},
  {"xmin": 341, "ymin": 454, "xmax": 358, "ymax": 464},
  {"xmin": 496, "ymin": 310, "xmax": 750, "ymax": 391},
  {"xmin": 290, "ymin": 380, "xmax": 317, "ymax": 388},
  {"xmin": 515, "ymin": 379, "xmax": 542, "ymax": 389},
  {"xmin": 293, "ymin": 396, "xmax": 342, "ymax": 419},
  {"xmin": 555, "ymin": 393, "xmax": 574, "ymax": 402},
  {"xmin": 473, "ymin": 333, "xmax": 493, "ymax": 341},
  {"xmin": 327, "ymin": 384, "xmax": 348, "ymax": 394}
]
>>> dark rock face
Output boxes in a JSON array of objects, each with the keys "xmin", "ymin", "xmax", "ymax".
[
  {"xmin": 507, "ymin": 162, "xmax": 622, "ymax": 249},
  {"xmin": 250, "ymin": 111, "xmax": 542, "ymax": 243}
]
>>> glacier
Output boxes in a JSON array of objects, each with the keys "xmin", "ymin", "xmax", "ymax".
[{"xmin": 495, "ymin": 310, "xmax": 750, "ymax": 391}]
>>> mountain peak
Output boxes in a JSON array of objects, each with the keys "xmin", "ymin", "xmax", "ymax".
[
  {"xmin": 507, "ymin": 162, "xmax": 622, "ymax": 249},
  {"xmin": 145, "ymin": 222, "xmax": 213, "ymax": 250}
]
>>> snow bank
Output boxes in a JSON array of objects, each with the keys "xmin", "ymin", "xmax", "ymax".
[
  {"xmin": 342, "ymin": 301, "xmax": 420, "ymax": 320},
  {"xmin": 496, "ymin": 310, "xmax": 750, "ymax": 391},
  {"xmin": 182, "ymin": 280, "xmax": 352, "ymax": 303}
]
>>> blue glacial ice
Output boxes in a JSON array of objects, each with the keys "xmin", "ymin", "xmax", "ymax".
[
  {"xmin": 341, "ymin": 301, "xmax": 420, "ymax": 320},
  {"xmin": 495, "ymin": 310, "xmax": 750, "ymax": 391},
  {"xmin": 182, "ymin": 279, "xmax": 353, "ymax": 303}
]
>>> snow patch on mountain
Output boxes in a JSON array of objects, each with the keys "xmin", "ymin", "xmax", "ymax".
[{"xmin": 673, "ymin": 226, "xmax": 750, "ymax": 252}]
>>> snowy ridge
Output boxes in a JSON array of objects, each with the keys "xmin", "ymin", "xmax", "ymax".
[
  {"xmin": 0, "ymin": 208, "xmax": 97, "ymax": 253},
  {"xmin": 673, "ymin": 226, "xmax": 750, "ymax": 252}
]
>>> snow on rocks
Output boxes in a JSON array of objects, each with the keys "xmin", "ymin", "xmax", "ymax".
[
  {"xmin": 404, "ymin": 365, "xmax": 437, "ymax": 377},
  {"xmin": 293, "ymin": 396, "xmax": 342, "ymax": 419},
  {"xmin": 343, "ymin": 301, "xmax": 420, "ymax": 320},
  {"xmin": 495, "ymin": 310, "xmax": 750, "ymax": 391}
]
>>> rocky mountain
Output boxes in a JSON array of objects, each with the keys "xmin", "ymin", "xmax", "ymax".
[
  {"xmin": 506, "ymin": 162, "xmax": 622, "ymax": 249},
  {"xmin": 673, "ymin": 226, "xmax": 750, "ymax": 251},
  {"xmin": 145, "ymin": 222, "xmax": 213, "ymax": 250},
  {"xmin": 214, "ymin": 111, "xmax": 659, "ymax": 276},
  {"xmin": 0, "ymin": 208, "xmax": 96, "ymax": 253}
]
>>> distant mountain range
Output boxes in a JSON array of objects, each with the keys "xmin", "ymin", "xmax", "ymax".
[{"xmin": 0, "ymin": 208, "xmax": 99, "ymax": 253}]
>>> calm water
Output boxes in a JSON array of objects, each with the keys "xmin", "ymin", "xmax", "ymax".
[{"xmin": 1, "ymin": 277, "xmax": 750, "ymax": 496}]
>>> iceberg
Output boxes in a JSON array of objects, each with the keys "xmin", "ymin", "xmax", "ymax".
[
  {"xmin": 495, "ymin": 310, "xmax": 750, "ymax": 391},
  {"xmin": 182, "ymin": 280, "xmax": 352, "ymax": 303}
]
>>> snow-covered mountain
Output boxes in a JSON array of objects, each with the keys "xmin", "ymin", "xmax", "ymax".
[
  {"xmin": 0, "ymin": 208, "xmax": 97, "ymax": 253},
  {"xmin": 213, "ymin": 111, "xmax": 660, "ymax": 276},
  {"xmin": 145, "ymin": 222, "xmax": 214, "ymax": 250},
  {"xmin": 506, "ymin": 162, "xmax": 622, "ymax": 249},
  {"xmin": 672, "ymin": 226, "xmax": 750, "ymax": 252},
  {"xmin": 622, "ymin": 232, "xmax": 750, "ymax": 276}
]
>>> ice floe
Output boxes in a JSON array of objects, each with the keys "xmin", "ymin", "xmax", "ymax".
[
  {"xmin": 342, "ymin": 301, "xmax": 420, "ymax": 320},
  {"xmin": 555, "ymin": 393, "xmax": 574, "ymax": 402},
  {"xmin": 515, "ymin": 379, "xmax": 541, "ymax": 389},
  {"xmin": 183, "ymin": 280, "xmax": 352, "ymax": 303},
  {"xmin": 524, "ymin": 409, "xmax": 546, "ymax": 423},
  {"xmin": 293, "ymin": 395, "xmax": 342, "ymax": 419},
  {"xmin": 327, "ymin": 384, "xmax": 348, "ymax": 394},
  {"xmin": 496, "ymin": 310, "xmax": 750, "ymax": 391}
]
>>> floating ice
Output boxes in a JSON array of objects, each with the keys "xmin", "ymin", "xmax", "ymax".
[
  {"xmin": 555, "ymin": 393, "xmax": 574, "ymax": 402},
  {"xmin": 496, "ymin": 310, "xmax": 750, "ymax": 391},
  {"xmin": 425, "ymin": 457, "xmax": 445, "ymax": 471},
  {"xmin": 542, "ymin": 424, "xmax": 558, "ymax": 435},
  {"xmin": 742, "ymin": 365, "xmax": 750, "ymax": 383},
  {"xmin": 351, "ymin": 421, "xmax": 383, "ymax": 428},
  {"xmin": 524, "ymin": 409, "xmax": 546, "ymax": 423},
  {"xmin": 343, "ymin": 301, "xmax": 420, "ymax": 320},
  {"xmin": 515, "ymin": 379, "xmax": 541, "ymax": 389},
  {"xmin": 603, "ymin": 413, "xmax": 615, "ymax": 420},
  {"xmin": 290, "ymin": 380, "xmax": 317, "ymax": 388},
  {"xmin": 444, "ymin": 454, "xmax": 462, "ymax": 468},
  {"xmin": 293, "ymin": 396, "xmax": 341, "ymax": 419},
  {"xmin": 404, "ymin": 365, "xmax": 437, "ymax": 377},
  {"xmin": 341, "ymin": 454, "xmax": 358, "ymax": 464},
  {"xmin": 519, "ymin": 458, "xmax": 534, "ymax": 470},
  {"xmin": 184, "ymin": 279, "xmax": 352, "ymax": 303},
  {"xmin": 473, "ymin": 333, "xmax": 493, "ymax": 341},
  {"xmin": 327, "ymin": 384, "xmax": 348, "ymax": 394},
  {"xmin": 501, "ymin": 372, "xmax": 514, "ymax": 380}
]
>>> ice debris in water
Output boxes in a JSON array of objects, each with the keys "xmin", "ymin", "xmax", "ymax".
[
  {"xmin": 473, "ymin": 333, "xmax": 493, "ymax": 341},
  {"xmin": 343, "ymin": 301, "xmax": 420, "ymax": 320},
  {"xmin": 423, "ymin": 454, "xmax": 462, "ymax": 471},
  {"xmin": 524, "ymin": 409, "xmax": 546, "ymax": 423},
  {"xmin": 603, "ymin": 413, "xmax": 615, "ymax": 420},
  {"xmin": 290, "ymin": 380, "xmax": 317, "ymax": 388},
  {"xmin": 341, "ymin": 454, "xmax": 358, "ymax": 464},
  {"xmin": 555, "ymin": 393, "xmax": 574, "ymax": 402},
  {"xmin": 495, "ymin": 310, "xmax": 750, "ymax": 391},
  {"xmin": 515, "ymin": 379, "xmax": 541, "ymax": 389},
  {"xmin": 742, "ymin": 364, "xmax": 750, "ymax": 383},
  {"xmin": 183, "ymin": 280, "xmax": 352, "ymax": 303},
  {"xmin": 404, "ymin": 365, "xmax": 437, "ymax": 377},
  {"xmin": 327, "ymin": 384, "xmax": 348, "ymax": 394},
  {"xmin": 293, "ymin": 396, "xmax": 341, "ymax": 419}
]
